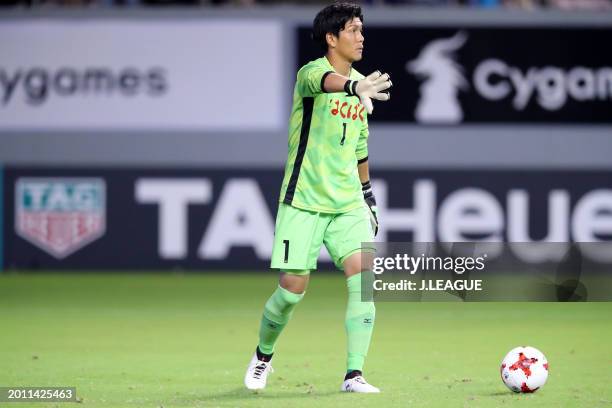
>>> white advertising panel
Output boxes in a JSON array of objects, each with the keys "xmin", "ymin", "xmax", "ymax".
[{"xmin": 0, "ymin": 20, "xmax": 283, "ymax": 130}]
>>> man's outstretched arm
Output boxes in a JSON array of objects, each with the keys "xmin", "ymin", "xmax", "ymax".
[{"xmin": 321, "ymin": 71, "xmax": 392, "ymax": 114}]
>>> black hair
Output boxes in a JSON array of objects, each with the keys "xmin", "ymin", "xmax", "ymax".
[{"xmin": 312, "ymin": 2, "xmax": 363, "ymax": 52}]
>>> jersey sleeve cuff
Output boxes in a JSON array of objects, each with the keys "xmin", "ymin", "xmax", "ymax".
[
  {"xmin": 320, "ymin": 71, "xmax": 334, "ymax": 93},
  {"xmin": 357, "ymin": 156, "xmax": 369, "ymax": 164}
]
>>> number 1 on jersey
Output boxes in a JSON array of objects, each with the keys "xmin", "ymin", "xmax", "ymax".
[{"xmin": 340, "ymin": 123, "xmax": 347, "ymax": 146}]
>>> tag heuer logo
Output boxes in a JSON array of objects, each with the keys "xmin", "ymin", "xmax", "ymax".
[{"xmin": 15, "ymin": 178, "xmax": 106, "ymax": 259}]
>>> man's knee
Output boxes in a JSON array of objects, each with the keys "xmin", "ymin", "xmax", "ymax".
[
  {"xmin": 279, "ymin": 271, "xmax": 310, "ymax": 295},
  {"xmin": 343, "ymin": 252, "xmax": 373, "ymax": 277}
]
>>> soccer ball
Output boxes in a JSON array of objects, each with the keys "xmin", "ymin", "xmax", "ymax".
[{"xmin": 500, "ymin": 346, "xmax": 548, "ymax": 393}]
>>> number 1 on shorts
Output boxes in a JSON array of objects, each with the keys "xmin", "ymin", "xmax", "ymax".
[{"xmin": 283, "ymin": 239, "xmax": 290, "ymax": 263}]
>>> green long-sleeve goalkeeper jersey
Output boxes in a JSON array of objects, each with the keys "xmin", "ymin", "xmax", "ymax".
[{"xmin": 279, "ymin": 56, "xmax": 369, "ymax": 214}]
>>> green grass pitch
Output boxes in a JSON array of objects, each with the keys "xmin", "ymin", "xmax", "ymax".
[{"xmin": 0, "ymin": 273, "xmax": 611, "ymax": 408}]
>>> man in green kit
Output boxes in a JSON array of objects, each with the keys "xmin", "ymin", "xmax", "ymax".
[{"xmin": 244, "ymin": 2, "xmax": 392, "ymax": 393}]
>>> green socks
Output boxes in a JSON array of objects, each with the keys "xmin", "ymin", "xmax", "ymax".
[
  {"xmin": 257, "ymin": 274, "xmax": 375, "ymax": 372},
  {"xmin": 345, "ymin": 272, "xmax": 376, "ymax": 372},
  {"xmin": 258, "ymin": 285, "xmax": 305, "ymax": 355}
]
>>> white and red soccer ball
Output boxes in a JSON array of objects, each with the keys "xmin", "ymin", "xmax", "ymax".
[{"xmin": 500, "ymin": 346, "xmax": 548, "ymax": 393}]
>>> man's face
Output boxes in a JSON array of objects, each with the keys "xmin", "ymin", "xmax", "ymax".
[{"xmin": 332, "ymin": 17, "xmax": 364, "ymax": 62}]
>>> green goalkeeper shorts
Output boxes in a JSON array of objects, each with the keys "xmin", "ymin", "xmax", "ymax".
[{"xmin": 270, "ymin": 203, "xmax": 375, "ymax": 271}]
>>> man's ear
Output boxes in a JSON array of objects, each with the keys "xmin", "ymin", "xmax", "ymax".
[{"xmin": 326, "ymin": 32, "xmax": 337, "ymax": 49}]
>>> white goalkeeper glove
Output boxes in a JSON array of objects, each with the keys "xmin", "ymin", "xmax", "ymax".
[
  {"xmin": 362, "ymin": 180, "xmax": 379, "ymax": 237},
  {"xmin": 344, "ymin": 71, "xmax": 392, "ymax": 115}
]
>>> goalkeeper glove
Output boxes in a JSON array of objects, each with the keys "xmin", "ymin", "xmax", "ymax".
[
  {"xmin": 362, "ymin": 180, "xmax": 379, "ymax": 237},
  {"xmin": 344, "ymin": 71, "xmax": 392, "ymax": 114}
]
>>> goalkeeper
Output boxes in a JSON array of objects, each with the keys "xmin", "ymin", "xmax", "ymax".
[{"xmin": 244, "ymin": 2, "xmax": 391, "ymax": 394}]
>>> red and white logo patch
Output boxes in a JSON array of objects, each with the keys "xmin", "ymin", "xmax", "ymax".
[{"xmin": 15, "ymin": 178, "xmax": 106, "ymax": 259}]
